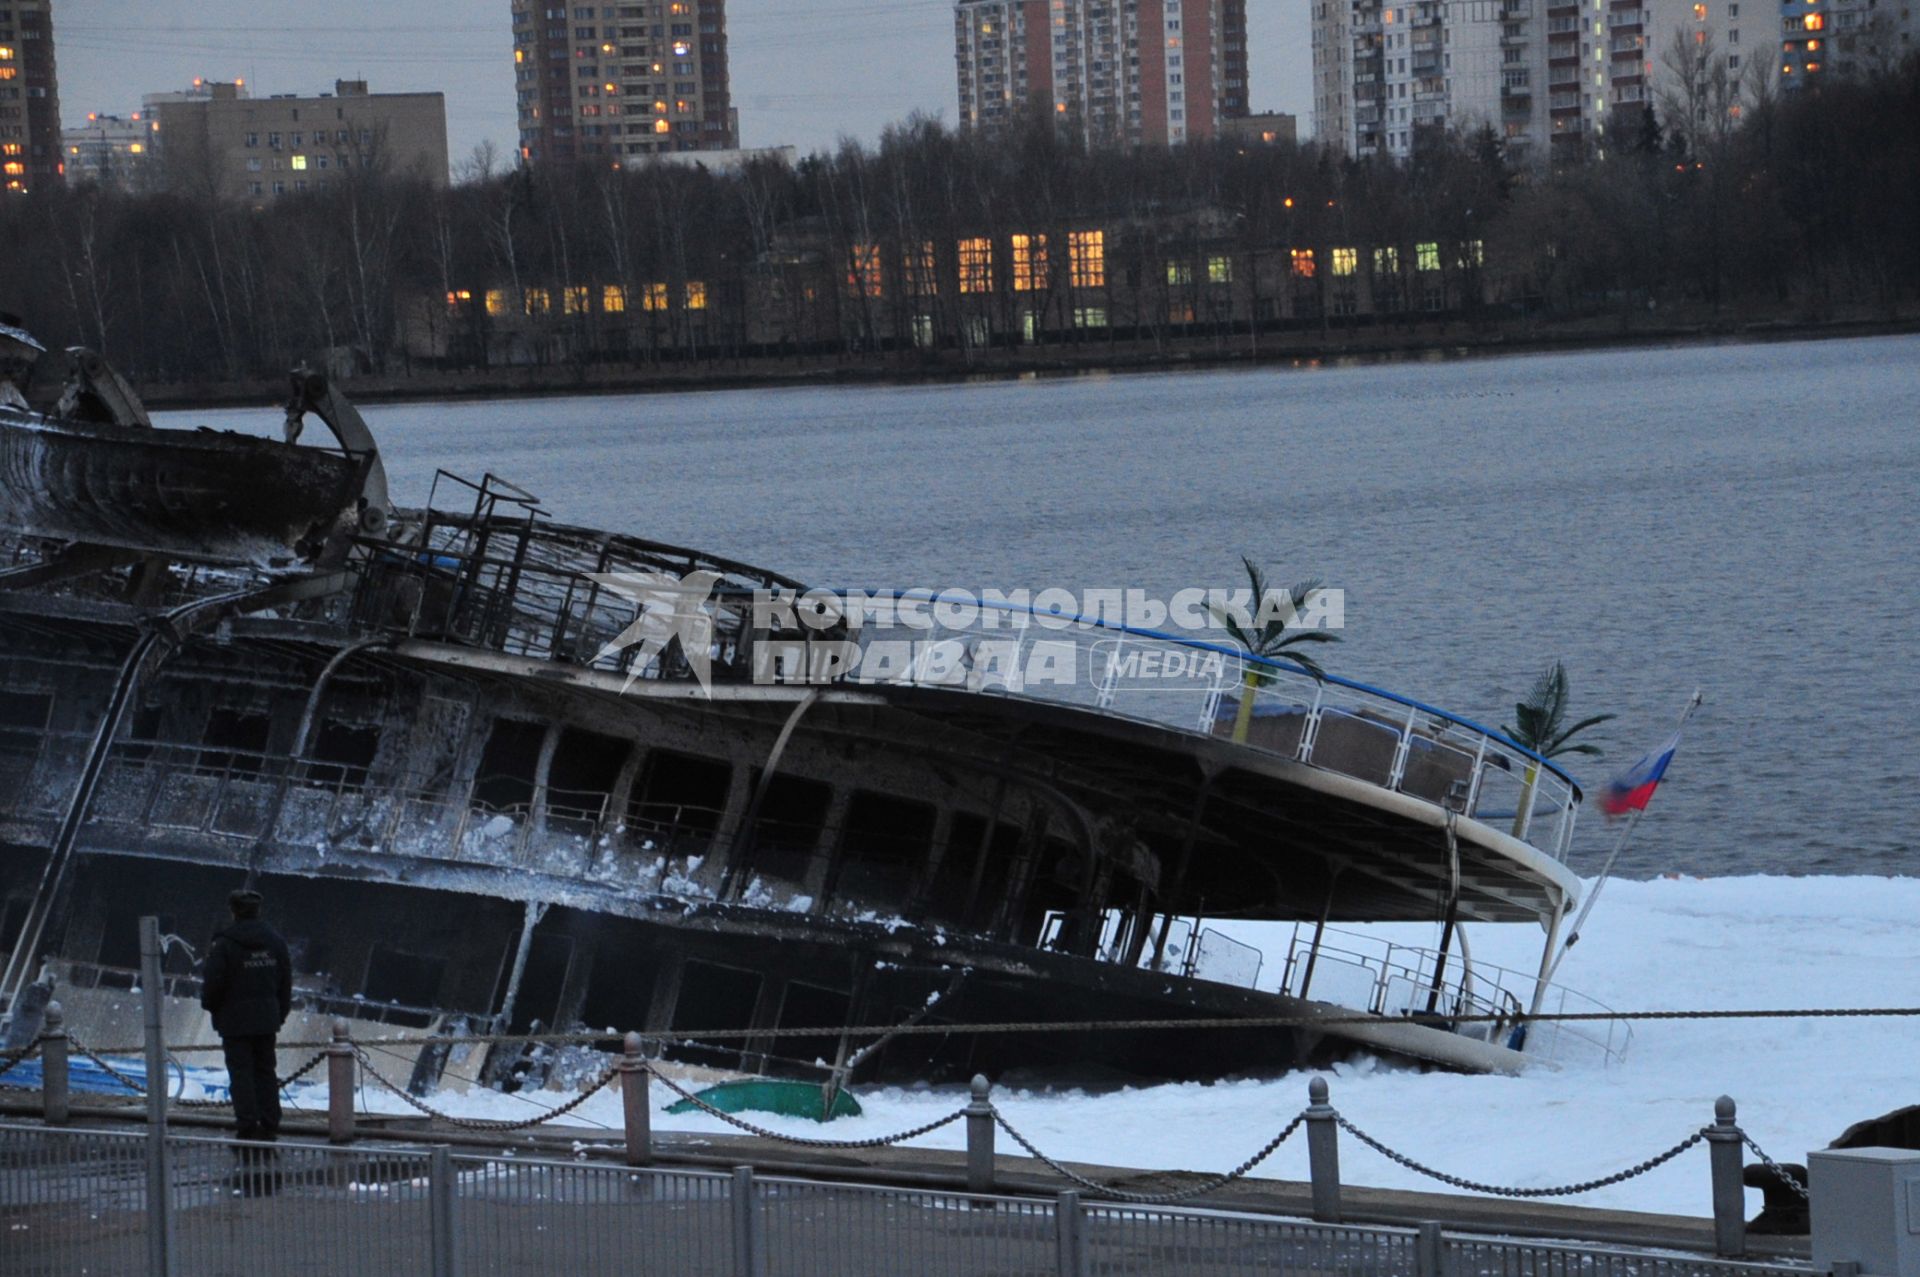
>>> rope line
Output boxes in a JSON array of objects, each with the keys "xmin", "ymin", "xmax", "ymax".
[
  {"xmin": 993, "ymin": 1107, "xmax": 1307, "ymax": 1204},
  {"xmin": 647, "ymin": 1065, "xmax": 969, "ymax": 1149},
  {"xmin": 1336, "ymin": 1115, "xmax": 1708, "ymax": 1198},
  {"xmin": 352, "ymin": 1046, "xmax": 617, "ymax": 1132},
  {"xmin": 82, "ymin": 1003, "xmax": 1920, "ymax": 1057}
]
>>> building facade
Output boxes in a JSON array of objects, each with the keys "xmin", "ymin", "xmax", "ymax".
[
  {"xmin": 1, "ymin": 0, "xmax": 61, "ymax": 193},
  {"xmin": 513, "ymin": 1, "xmax": 739, "ymax": 166},
  {"xmin": 150, "ymin": 79, "xmax": 449, "ymax": 200},
  {"xmin": 63, "ymin": 113, "xmax": 158, "ymax": 192},
  {"xmin": 954, "ymin": 0, "xmax": 1250, "ymax": 147},
  {"xmin": 1314, "ymin": 0, "xmax": 1914, "ymax": 168}
]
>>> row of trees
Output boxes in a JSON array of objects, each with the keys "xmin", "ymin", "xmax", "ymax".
[{"xmin": 1, "ymin": 55, "xmax": 1916, "ymax": 388}]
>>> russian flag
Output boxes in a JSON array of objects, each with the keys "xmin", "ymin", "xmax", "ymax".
[{"xmin": 1599, "ymin": 733, "xmax": 1681, "ymax": 818}]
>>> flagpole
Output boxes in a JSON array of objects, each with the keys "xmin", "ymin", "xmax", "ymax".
[{"xmin": 1543, "ymin": 688, "xmax": 1703, "ymax": 989}]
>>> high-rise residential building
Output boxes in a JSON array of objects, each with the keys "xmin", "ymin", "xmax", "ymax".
[
  {"xmin": 63, "ymin": 112, "xmax": 159, "ymax": 192},
  {"xmin": 513, "ymin": 1, "xmax": 739, "ymax": 166},
  {"xmin": 0, "ymin": 0, "xmax": 63, "ymax": 193},
  {"xmin": 149, "ymin": 79, "xmax": 449, "ymax": 200},
  {"xmin": 954, "ymin": 0, "xmax": 1250, "ymax": 147},
  {"xmin": 1314, "ymin": 0, "xmax": 1913, "ymax": 168}
]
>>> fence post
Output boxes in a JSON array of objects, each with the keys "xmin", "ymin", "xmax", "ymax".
[
  {"xmin": 1416, "ymin": 1221, "xmax": 1448, "ymax": 1277},
  {"xmin": 140, "ymin": 915, "xmax": 172, "ymax": 1277},
  {"xmin": 966, "ymin": 1074, "xmax": 996, "ymax": 1194},
  {"xmin": 1706, "ymin": 1095, "xmax": 1746, "ymax": 1258},
  {"xmin": 731, "ymin": 1165, "xmax": 760, "ymax": 1277},
  {"xmin": 327, "ymin": 1019, "xmax": 356, "ymax": 1144},
  {"xmin": 1306, "ymin": 1076, "xmax": 1343, "ymax": 1224},
  {"xmin": 619, "ymin": 1031, "xmax": 651, "ymax": 1167},
  {"xmin": 41, "ymin": 1000, "xmax": 69, "ymax": 1126},
  {"xmin": 429, "ymin": 1144, "xmax": 458, "ymax": 1277},
  {"xmin": 1055, "ymin": 1189, "xmax": 1085, "ymax": 1277}
]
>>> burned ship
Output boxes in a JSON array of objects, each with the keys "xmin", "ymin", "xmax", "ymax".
[{"xmin": 0, "ymin": 324, "xmax": 1628, "ymax": 1095}]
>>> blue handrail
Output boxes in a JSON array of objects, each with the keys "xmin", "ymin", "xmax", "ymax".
[{"xmin": 784, "ymin": 586, "xmax": 1585, "ymax": 798}]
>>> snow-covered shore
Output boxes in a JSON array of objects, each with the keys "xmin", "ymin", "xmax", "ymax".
[{"xmin": 305, "ymin": 875, "xmax": 1920, "ymax": 1217}]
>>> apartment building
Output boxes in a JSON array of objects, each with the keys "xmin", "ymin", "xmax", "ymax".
[
  {"xmin": 954, "ymin": 0, "xmax": 1250, "ymax": 147},
  {"xmin": 513, "ymin": 0, "xmax": 739, "ymax": 166},
  {"xmin": 1315, "ymin": 0, "xmax": 1912, "ymax": 167},
  {"xmin": 63, "ymin": 113, "xmax": 157, "ymax": 192},
  {"xmin": 0, "ymin": 0, "xmax": 61, "ymax": 193},
  {"xmin": 149, "ymin": 79, "xmax": 449, "ymax": 200}
]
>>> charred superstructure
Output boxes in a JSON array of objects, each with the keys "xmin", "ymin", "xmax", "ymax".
[{"xmin": 0, "ymin": 334, "xmax": 1628, "ymax": 1091}]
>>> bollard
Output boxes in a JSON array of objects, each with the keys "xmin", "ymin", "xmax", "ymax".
[
  {"xmin": 428, "ymin": 1145, "xmax": 458, "ymax": 1277},
  {"xmin": 140, "ymin": 915, "xmax": 172, "ymax": 1277},
  {"xmin": 965, "ymin": 1074, "xmax": 996, "ymax": 1194},
  {"xmin": 1706, "ymin": 1095, "xmax": 1747, "ymax": 1259},
  {"xmin": 731, "ymin": 1166, "xmax": 761, "ymax": 1277},
  {"xmin": 1305, "ymin": 1076, "xmax": 1343, "ymax": 1224},
  {"xmin": 618, "ymin": 1031, "xmax": 651, "ymax": 1167},
  {"xmin": 327, "ymin": 1019, "xmax": 356, "ymax": 1145},
  {"xmin": 1416, "ymin": 1221, "xmax": 1448, "ymax": 1277},
  {"xmin": 1055, "ymin": 1189, "xmax": 1086, "ymax": 1277},
  {"xmin": 41, "ymin": 1000, "xmax": 69, "ymax": 1127}
]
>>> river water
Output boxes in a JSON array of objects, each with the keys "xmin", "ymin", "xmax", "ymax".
[{"xmin": 180, "ymin": 333, "xmax": 1920, "ymax": 879}]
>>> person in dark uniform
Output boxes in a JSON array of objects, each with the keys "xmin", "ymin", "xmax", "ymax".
[{"xmin": 200, "ymin": 889, "xmax": 293, "ymax": 1145}]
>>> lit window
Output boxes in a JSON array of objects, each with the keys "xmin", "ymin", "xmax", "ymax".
[
  {"xmin": 1803, "ymin": 12, "xmax": 1822, "ymax": 28},
  {"xmin": 1207, "ymin": 255, "xmax": 1232, "ymax": 284},
  {"xmin": 1012, "ymin": 234, "xmax": 1048, "ymax": 292},
  {"xmin": 1332, "ymin": 247, "xmax": 1358, "ymax": 277},
  {"xmin": 563, "ymin": 286, "xmax": 590, "ymax": 315},
  {"xmin": 485, "ymin": 290, "xmax": 509, "ymax": 316},
  {"xmin": 958, "ymin": 238, "xmax": 993, "ymax": 294},
  {"xmin": 1072, "ymin": 306, "xmax": 1107, "ymax": 329},
  {"xmin": 907, "ymin": 241, "xmax": 938, "ymax": 297},
  {"xmin": 1068, "ymin": 230, "xmax": 1105, "ymax": 289},
  {"xmin": 642, "ymin": 282, "xmax": 669, "ymax": 311},
  {"xmin": 1416, "ymin": 242, "xmax": 1441, "ymax": 271},
  {"xmin": 685, "ymin": 282, "xmax": 708, "ymax": 310},
  {"xmin": 524, "ymin": 288, "xmax": 552, "ymax": 316},
  {"xmin": 603, "ymin": 285, "xmax": 626, "ymax": 313},
  {"xmin": 1, "ymin": 162, "xmax": 21, "ymax": 176},
  {"xmin": 672, "ymin": 40, "xmax": 691, "ymax": 56},
  {"xmin": 1166, "ymin": 261, "xmax": 1193, "ymax": 286},
  {"xmin": 1692, "ymin": 2, "xmax": 1706, "ymax": 17},
  {"xmin": 653, "ymin": 120, "xmax": 670, "ymax": 134},
  {"xmin": 291, "ymin": 155, "xmax": 308, "ymax": 171},
  {"xmin": 1290, "ymin": 249, "xmax": 1316, "ymax": 279},
  {"xmin": 848, "ymin": 244, "xmax": 883, "ymax": 298}
]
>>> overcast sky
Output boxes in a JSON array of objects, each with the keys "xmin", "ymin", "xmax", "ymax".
[{"xmin": 57, "ymin": 0, "xmax": 1312, "ymax": 167}]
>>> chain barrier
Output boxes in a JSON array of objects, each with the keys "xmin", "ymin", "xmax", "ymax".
[
  {"xmin": 0, "ymin": 1037, "xmax": 41, "ymax": 1080},
  {"xmin": 352, "ymin": 1046, "xmax": 616, "ymax": 1132},
  {"xmin": 1335, "ymin": 1114, "xmax": 1707, "ymax": 1198},
  {"xmin": 646, "ymin": 1064, "xmax": 968, "ymax": 1150},
  {"xmin": 171, "ymin": 1050, "xmax": 329, "ymax": 1109},
  {"xmin": 81, "ymin": 1003, "xmax": 1920, "ymax": 1057},
  {"xmin": 1742, "ymin": 1133, "xmax": 1811, "ymax": 1202},
  {"xmin": 67, "ymin": 1034, "xmax": 152, "ymax": 1098},
  {"xmin": 993, "ymin": 1107, "xmax": 1307, "ymax": 1205}
]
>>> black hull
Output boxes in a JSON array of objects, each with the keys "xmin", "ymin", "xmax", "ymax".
[{"xmin": 0, "ymin": 408, "xmax": 358, "ymax": 562}]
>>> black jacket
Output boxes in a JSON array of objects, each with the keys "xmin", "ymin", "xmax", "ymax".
[{"xmin": 200, "ymin": 919, "xmax": 293, "ymax": 1038}]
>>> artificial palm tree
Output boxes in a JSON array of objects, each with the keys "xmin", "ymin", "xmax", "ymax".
[
  {"xmin": 1214, "ymin": 556, "xmax": 1341, "ymax": 744},
  {"xmin": 1502, "ymin": 661, "xmax": 1613, "ymax": 837}
]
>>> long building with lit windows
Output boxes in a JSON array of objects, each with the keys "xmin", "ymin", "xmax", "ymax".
[
  {"xmin": 954, "ymin": 0, "xmax": 1250, "ymax": 147},
  {"xmin": 1780, "ymin": 0, "xmax": 1917, "ymax": 86},
  {"xmin": 0, "ymin": 0, "xmax": 62, "ymax": 193},
  {"xmin": 513, "ymin": 1, "xmax": 739, "ymax": 166}
]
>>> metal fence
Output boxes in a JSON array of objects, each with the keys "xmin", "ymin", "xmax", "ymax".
[{"xmin": 0, "ymin": 1122, "xmax": 1820, "ymax": 1277}]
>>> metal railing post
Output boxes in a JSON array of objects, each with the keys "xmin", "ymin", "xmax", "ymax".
[
  {"xmin": 965, "ymin": 1074, "xmax": 996, "ymax": 1194},
  {"xmin": 619, "ymin": 1031, "xmax": 651, "ymax": 1166},
  {"xmin": 429, "ymin": 1144, "xmax": 458, "ymax": 1277},
  {"xmin": 1055, "ymin": 1189, "xmax": 1085, "ymax": 1277},
  {"xmin": 1306, "ymin": 1076, "xmax": 1343, "ymax": 1223},
  {"xmin": 139, "ymin": 915, "xmax": 171, "ymax": 1277},
  {"xmin": 731, "ymin": 1165, "xmax": 761, "ymax": 1277},
  {"xmin": 41, "ymin": 1000, "xmax": 69, "ymax": 1126},
  {"xmin": 1707, "ymin": 1095, "xmax": 1747, "ymax": 1258},
  {"xmin": 1417, "ymin": 1221, "xmax": 1448, "ymax": 1277},
  {"xmin": 327, "ymin": 1018, "xmax": 356, "ymax": 1144}
]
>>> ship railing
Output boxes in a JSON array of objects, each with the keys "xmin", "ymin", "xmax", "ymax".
[
  {"xmin": 44, "ymin": 959, "xmax": 451, "ymax": 1033},
  {"xmin": 1275, "ymin": 923, "xmax": 1633, "ymax": 1067},
  {"xmin": 809, "ymin": 591, "xmax": 1581, "ymax": 862}
]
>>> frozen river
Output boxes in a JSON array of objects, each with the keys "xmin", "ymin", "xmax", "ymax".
[{"xmin": 174, "ymin": 332, "xmax": 1920, "ymax": 879}]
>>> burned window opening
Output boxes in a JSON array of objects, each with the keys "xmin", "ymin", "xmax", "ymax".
[
  {"xmin": 0, "ymin": 688, "xmax": 50, "ymax": 759},
  {"xmin": 545, "ymin": 727, "xmax": 630, "ymax": 832},
  {"xmin": 672, "ymin": 961, "xmax": 763, "ymax": 1063},
  {"xmin": 831, "ymin": 791, "xmax": 936, "ymax": 910},
  {"xmin": 308, "ymin": 719, "xmax": 380, "ymax": 789},
  {"xmin": 743, "ymin": 773, "xmax": 832, "ymax": 891},
  {"xmin": 628, "ymin": 749, "xmax": 731, "ymax": 847},
  {"xmin": 363, "ymin": 944, "xmax": 449, "ymax": 1009},
  {"xmin": 772, "ymin": 981, "xmax": 850, "ymax": 1072},
  {"xmin": 472, "ymin": 717, "xmax": 546, "ymax": 814},
  {"xmin": 200, "ymin": 706, "xmax": 272, "ymax": 777}
]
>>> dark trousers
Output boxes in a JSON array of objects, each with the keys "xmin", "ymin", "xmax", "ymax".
[{"xmin": 221, "ymin": 1034, "xmax": 282, "ymax": 1139}]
